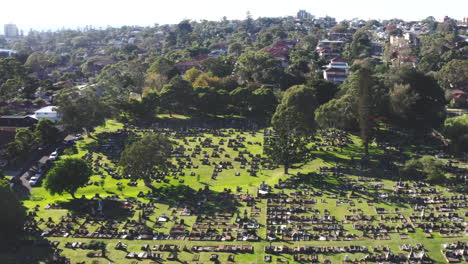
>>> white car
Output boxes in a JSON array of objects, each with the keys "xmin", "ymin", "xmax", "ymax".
[
  {"xmin": 49, "ymin": 151, "xmax": 59, "ymax": 161},
  {"xmin": 29, "ymin": 176, "xmax": 39, "ymax": 186}
]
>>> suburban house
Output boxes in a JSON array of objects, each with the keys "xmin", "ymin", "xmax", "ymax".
[
  {"xmin": 450, "ymin": 90, "xmax": 468, "ymax": 106},
  {"xmin": 316, "ymin": 39, "xmax": 345, "ymax": 50},
  {"xmin": 176, "ymin": 56, "xmax": 209, "ymax": 74},
  {"xmin": 317, "ymin": 47, "xmax": 341, "ymax": 59},
  {"xmin": 389, "ymin": 32, "xmax": 418, "ymax": 47},
  {"xmin": 323, "ymin": 58, "xmax": 350, "ymax": 83},
  {"xmin": 0, "ymin": 115, "xmax": 38, "ymax": 133},
  {"xmin": 0, "ymin": 49, "xmax": 17, "ymax": 58},
  {"xmin": 264, "ymin": 40, "xmax": 298, "ymax": 67},
  {"xmin": 29, "ymin": 106, "xmax": 60, "ymax": 121}
]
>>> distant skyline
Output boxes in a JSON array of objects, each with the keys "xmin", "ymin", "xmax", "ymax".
[{"xmin": 2, "ymin": 0, "xmax": 467, "ymax": 34}]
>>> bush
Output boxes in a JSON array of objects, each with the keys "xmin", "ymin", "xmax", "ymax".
[{"xmin": 401, "ymin": 156, "xmax": 447, "ymax": 183}]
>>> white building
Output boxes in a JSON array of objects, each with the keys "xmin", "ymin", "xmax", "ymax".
[
  {"xmin": 4, "ymin": 24, "xmax": 19, "ymax": 38},
  {"xmin": 323, "ymin": 58, "xmax": 350, "ymax": 84},
  {"xmin": 30, "ymin": 106, "xmax": 60, "ymax": 121}
]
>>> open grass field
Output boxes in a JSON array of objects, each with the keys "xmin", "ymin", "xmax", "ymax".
[{"xmin": 3, "ymin": 119, "xmax": 467, "ymax": 264}]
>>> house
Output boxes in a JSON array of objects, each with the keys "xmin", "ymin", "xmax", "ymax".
[
  {"xmin": 264, "ymin": 40, "xmax": 298, "ymax": 67},
  {"xmin": 0, "ymin": 49, "xmax": 17, "ymax": 58},
  {"xmin": 316, "ymin": 39, "xmax": 345, "ymax": 57},
  {"xmin": 175, "ymin": 56, "xmax": 209, "ymax": 74},
  {"xmin": 323, "ymin": 58, "xmax": 350, "ymax": 84},
  {"xmin": 0, "ymin": 116, "xmax": 38, "ymax": 132},
  {"xmin": 317, "ymin": 47, "xmax": 341, "ymax": 59},
  {"xmin": 389, "ymin": 33, "xmax": 418, "ymax": 47},
  {"xmin": 450, "ymin": 90, "xmax": 468, "ymax": 106},
  {"xmin": 29, "ymin": 106, "xmax": 60, "ymax": 121}
]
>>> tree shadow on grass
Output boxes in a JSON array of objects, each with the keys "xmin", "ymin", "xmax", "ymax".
[
  {"xmin": 55, "ymin": 198, "xmax": 134, "ymax": 221},
  {"xmin": 0, "ymin": 239, "xmax": 57, "ymax": 264},
  {"xmin": 151, "ymin": 184, "xmax": 243, "ymax": 217}
]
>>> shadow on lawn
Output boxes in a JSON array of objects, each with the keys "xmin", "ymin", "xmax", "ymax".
[
  {"xmin": 55, "ymin": 198, "xmax": 134, "ymax": 221},
  {"xmin": 0, "ymin": 239, "xmax": 57, "ymax": 264},
  {"xmin": 151, "ymin": 184, "xmax": 243, "ymax": 217}
]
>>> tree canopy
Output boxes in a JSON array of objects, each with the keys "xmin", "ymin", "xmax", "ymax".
[
  {"xmin": 119, "ymin": 134, "xmax": 173, "ymax": 185},
  {"xmin": 0, "ymin": 179, "xmax": 26, "ymax": 244},
  {"xmin": 44, "ymin": 158, "xmax": 92, "ymax": 199},
  {"xmin": 56, "ymin": 87, "xmax": 110, "ymax": 134}
]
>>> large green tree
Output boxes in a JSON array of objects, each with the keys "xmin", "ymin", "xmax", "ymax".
[
  {"xmin": 267, "ymin": 85, "xmax": 318, "ymax": 174},
  {"xmin": 436, "ymin": 59, "xmax": 468, "ymax": 91},
  {"xmin": 119, "ymin": 134, "xmax": 173, "ymax": 185},
  {"xmin": 147, "ymin": 57, "xmax": 179, "ymax": 79},
  {"xmin": 34, "ymin": 119, "xmax": 60, "ymax": 145},
  {"xmin": 344, "ymin": 29, "xmax": 372, "ymax": 63},
  {"xmin": 356, "ymin": 69, "xmax": 373, "ymax": 155},
  {"xmin": 159, "ymin": 76, "xmax": 194, "ymax": 115},
  {"xmin": 388, "ymin": 67, "xmax": 446, "ymax": 131},
  {"xmin": 56, "ymin": 87, "xmax": 110, "ymax": 135},
  {"xmin": 44, "ymin": 158, "xmax": 92, "ymax": 199},
  {"xmin": 443, "ymin": 115, "xmax": 468, "ymax": 154},
  {"xmin": 235, "ymin": 51, "xmax": 283, "ymax": 85},
  {"xmin": 0, "ymin": 179, "xmax": 26, "ymax": 244}
]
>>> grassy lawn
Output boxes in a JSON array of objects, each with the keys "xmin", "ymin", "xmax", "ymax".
[{"xmin": 7, "ymin": 119, "xmax": 467, "ymax": 264}]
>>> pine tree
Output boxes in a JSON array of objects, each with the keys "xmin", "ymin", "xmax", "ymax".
[{"xmin": 357, "ymin": 69, "xmax": 373, "ymax": 155}]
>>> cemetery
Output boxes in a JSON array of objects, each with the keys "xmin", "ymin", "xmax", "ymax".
[{"xmin": 2, "ymin": 118, "xmax": 467, "ymax": 264}]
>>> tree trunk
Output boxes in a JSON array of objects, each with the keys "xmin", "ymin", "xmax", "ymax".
[
  {"xmin": 70, "ymin": 192, "xmax": 76, "ymax": 199},
  {"xmin": 284, "ymin": 165, "xmax": 289, "ymax": 175},
  {"xmin": 364, "ymin": 141, "xmax": 369, "ymax": 156}
]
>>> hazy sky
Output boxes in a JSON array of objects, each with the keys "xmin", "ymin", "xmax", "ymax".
[{"xmin": 2, "ymin": 0, "xmax": 467, "ymax": 33}]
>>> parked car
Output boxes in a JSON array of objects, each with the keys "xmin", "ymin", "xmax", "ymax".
[
  {"xmin": 49, "ymin": 150, "xmax": 59, "ymax": 161},
  {"xmin": 29, "ymin": 176, "xmax": 39, "ymax": 186}
]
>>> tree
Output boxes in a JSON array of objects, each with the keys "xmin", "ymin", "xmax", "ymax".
[
  {"xmin": 443, "ymin": 115, "xmax": 468, "ymax": 154},
  {"xmin": 159, "ymin": 76, "xmax": 193, "ymax": 115},
  {"xmin": 200, "ymin": 56, "xmax": 234, "ymax": 77},
  {"xmin": 229, "ymin": 87, "xmax": 253, "ymax": 116},
  {"xmin": 251, "ymin": 87, "xmax": 278, "ymax": 119},
  {"xmin": 0, "ymin": 57, "xmax": 35, "ymax": 101},
  {"xmin": 143, "ymin": 72, "xmax": 169, "ymax": 94},
  {"xmin": 228, "ymin": 42, "xmax": 243, "ymax": 56},
  {"xmin": 315, "ymin": 93, "xmax": 357, "ymax": 130},
  {"xmin": 344, "ymin": 29, "xmax": 372, "ymax": 62},
  {"xmin": 147, "ymin": 57, "xmax": 179, "ymax": 79},
  {"xmin": 95, "ymin": 61, "xmax": 144, "ymax": 105},
  {"xmin": 24, "ymin": 51, "xmax": 50, "ymax": 76},
  {"xmin": 307, "ymin": 79, "xmax": 339, "ymax": 105},
  {"xmin": 34, "ymin": 119, "xmax": 60, "ymax": 145},
  {"xmin": 0, "ymin": 178, "xmax": 26, "ymax": 244},
  {"xmin": 119, "ymin": 134, "xmax": 173, "ymax": 185},
  {"xmin": 401, "ymin": 156, "xmax": 446, "ymax": 183},
  {"xmin": 122, "ymin": 92, "xmax": 160, "ymax": 121},
  {"xmin": 388, "ymin": 68, "xmax": 446, "ymax": 131},
  {"xmin": 194, "ymin": 87, "xmax": 225, "ymax": 115},
  {"xmin": 0, "ymin": 79, "xmax": 21, "ymax": 101},
  {"xmin": 183, "ymin": 67, "xmax": 202, "ymax": 83},
  {"xmin": 436, "ymin": 59, "xmax": 468, "ymax": 91},
  {"xmin": 357, "ymin": 69, "xmax": 373, "ymax": 155},
  {"xmin": 272, "ymin": 85, "xmax": 318, "ymax": 133},
  {"xmin": 44, "ymin": 158, "xmax": 92, "ymax": 199},
  {"xmin": 235, "ymin": 51, "xmax": 283, "ymax": 85},
  {"xmin": 56, "ymin": 87, "xmax": 109, "ymax": 135},
  {"xmin": 14, "ymin": 127, "xmax": 37, "ymax": 154},
  {"xmin": 267, "ymin": 85, "xmax": 318, "ymax": 174},
  {"xmin": 176, "ymin": 20, "xmax": 193, "ymax": 45}
]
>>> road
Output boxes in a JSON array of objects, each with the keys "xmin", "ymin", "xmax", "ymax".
[{"xmin": 10, "ymin": 135, "xmax": 74, "ymax": 199}]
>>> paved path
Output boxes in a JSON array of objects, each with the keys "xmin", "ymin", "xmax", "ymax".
[{"xmin": 11, "ymin": 135, "xmax": 74, "ymax": 199}]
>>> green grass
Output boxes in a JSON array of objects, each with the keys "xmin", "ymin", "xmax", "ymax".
[{"xmin": 8, "ymin": 119, "xmax": 468, "ymax": 264}]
